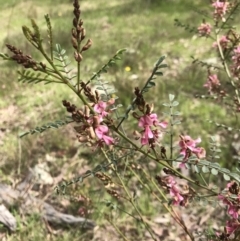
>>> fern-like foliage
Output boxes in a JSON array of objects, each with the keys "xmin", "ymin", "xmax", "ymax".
[
  {"xmin": 92, "ymin": 77, "xmax": 117, "ymax": 101},
  {"xmin": 176, "ymin": 155, "xmax": 240, "ymax": 182},
  {"xmin": 53, "ymin": 44, "xmax": 75, "ymax": 82},
  {"xmin": 175, "ymin": 136, "xmax": 240, "ymax": 182},
  {"xmin": 195, "ymin": 94, "xmax": 219, "ymax": 100},
  {"xmin": 191, "ymin": 7, "xmax": 211, "ymax": 19},
  {"xmin": 55, "ymin": 154, "xmax": 128, "ymax": 194},
  {"xmin": 191, "ymin": 56, "xmax": 222, "ymax": 70},
  {"xmin": 207, "ymin": 120, "xmax": 239, "ymax": 132},
  {"xmin": 174, "ymin": 19, "xmax": 198, "ymax": 34},
  {"xmin": 19, "ymin": 119, "xmax": 73, "ymax": 138},
  {"xmin": 89, "ymin": 48, "xmax": 127, "ymax": 83},
  {"xmin": 44, "ymin": 14, "xmax": 53, "ymax": 61},
  {"xmin": 17, "ymin": 69, "xmax": 60, "ymax": 84}
]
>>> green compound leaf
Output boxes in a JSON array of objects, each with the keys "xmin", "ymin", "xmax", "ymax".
[
  {"xmin": 211, "ymin": 168, "xmax": 218, "ymax": 175},
  {"xmin": 155, "ymin": 55, "xmax": 165, "ymax": 67},
  {"xmin": 19, "ymin": 119, "xmax": 73, "ymax": 138},
  {"xmin": 53, "ymin": 44, "xmax": 74, "ymax": 81},
  {"xmin": 162, "ymin": 103, "xmax": 171, "ymax": 107},
  {"xmin": 202, "ymin": 165, "xmax": 210, "ymax": 173},
  {"xmin": 146, "ymin": 81, "xmax": 156, "ymax": 88},
  {"xmin": 193, "ymin": 165, "xmax": 199, "ymax": 173},
  {"xmin": 169, "ymin": 94, "xmax": 175, "ymax": 102},
  {"xmin": 154, "ymin": 72, "xmax": 163, "ymax": 76},
  {"xmin": 173, "ymin": 111, "xmax": 181, "ymax": 116},
  {"xmin": 18, "ymin": 70, "xmax": 59, "ymax": 84},
  {"xmin": 223, "ymin": 174, "xmax": 230, "ymax": 181},
  {"xmin": 229, "ymin": 173, "xmax": 240, "ymax": 182},
  {"xmin": 89, "ymin": 48, "xmax": 126, "ymax": 82},
  {"xmin": 171, "ymin": 101, "xmax": 179, "ymax": 107},
  {"xmin": 172, "ymin": 120, "xmax": 181, "ymax": 125},
  {"xmin": 157, "ymin": 63, "xmax": 168, "ymax": 69}
]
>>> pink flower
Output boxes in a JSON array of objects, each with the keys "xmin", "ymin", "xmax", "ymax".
[
  {"xmin": 198, "ymin": 23, "xmax": 212, "ymax": 36},
  {"xmin": 231, "ymin": 46, "xmax": 240, "ymax": 77},
  {"xmin": 164, "ymin": 176, "xmax": 176, "ymax": 187},
  {"xmin": 95, "ymin": 125, "xmax": 114, "ymax": 145},
  {"xmin": 179, "ymin": 135, "xmax": 205, "ymax": 169},
  {"xmin": 203, "ymin": 74, "xmax": 221, "ymax": 92},
  {"xmin": 213, "ymin": 35, "xmax": 229, "ymax": 49},
  {"xmin": 139, "ymin": 114, "xmax": 154, "ymax": 128},
  {"xmin": 141, "ymin": 125, "xmax": 154, "ymax": 145},
  {"xmin": 170, "ymin": 185, "xmax": 184, "ymax": 205},
  {"xmin": 179, "ymin": 135, "xmax": 201, "ymax": 156},
  {"xmin": 218, "ymin": 195, "xmax": 239, "ymax": 219},
  {"xmin": 212, "ymin": 0, "xmax": 229, "ymax": 19},
  {"xmin": 165, "ymin": 176, "xmax": 184, "ymax": 206},
  {"xmin": 226, "ymin": 219, "xmax": 240, "ymax": 235},
  {"xmin": 138, "ymin": 113, "xmax": 167, "ymax": 146},
  {"xmin": 94, "ymin": 101, "xmax": 107, "ymax": 115}
]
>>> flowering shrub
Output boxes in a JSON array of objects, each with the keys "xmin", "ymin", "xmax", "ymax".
[{"xmin": 1, "ymin": 0, "xmax": 240, "ymax": 240}]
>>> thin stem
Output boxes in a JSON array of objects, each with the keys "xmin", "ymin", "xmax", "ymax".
[
  {"xmin": 199, "ymin": 173, "xmax": 209, "ymax": 187},
  {"xmin": 77, "ymin": 45, "xmax": 81, "ymax": 93},
  {"xmin": 217, "ymin": 3, "xmax": 240, "ymax": 35},
  {"xmin": 116, "ymin": 207, "xmax": 139, "ymax": 221},
  {"xmin": 215, "ymin": 29, "xmax": 240, "ymax": 104},
  {"xmin": 169, "ymin": 104, "xmax": 174, "ymax": 161},
  {"xmin": 114, "ymin": 128, "xmax": 217, "ymax": 194},
  {"xmin": 37, "ymin": 44, "xmax": 95, "ymax": 113},
  {"xmin": 101, "ymin": 148, "xmax": 157, "ymax": 241},
  {"xmin": 197, "ymin": 194, "xmax": 216, "ymax": 198},
  {"xmin": 139, "ymin": 168, "xmax": 194, "ymax": 241},
  {"xmin": 107, "ymin": 219, "xmax": 130, "ymax": 241}
]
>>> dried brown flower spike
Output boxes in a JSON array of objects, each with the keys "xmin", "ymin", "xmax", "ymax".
[
  {"xmin": 72, "ymin": 0, "xmax": 92, "ymax": 63},
  {"xmin": 6, "ymin": 44, "xmax": 44, "ymax": 70}
]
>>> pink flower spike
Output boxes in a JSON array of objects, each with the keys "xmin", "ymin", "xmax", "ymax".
[
  {"xmin": 197, "ymin": 23, "xmax": 212, "ymax": 36},
  {"xmin": 212, "ymin": 35, "xmax": 229, "ymax": 49},
  {"xmin": 179, "ymin": 135, "xmax": 201, "ymax": 152},
  {"xmin": 204, "ymin": 74, "xmax": 220, "ymax": 92},
  {"xmin": 178, "ymin": 135, "xmax": 204, "ymax": 167},
  {"xmin": 212, "ymin": 0, "xmax": 229, "ymax": 19},
  {"xmin": 164, "ymin": 176, "xmax": 184, "ymax": 205},
  {"xmin": 170, "ymin": 185, "xmax": 184, "ymax": 205}
]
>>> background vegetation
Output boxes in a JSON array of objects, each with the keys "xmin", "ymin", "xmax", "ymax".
[{"xmin": 0, "ymin": 0, "xmax": 238, "ymax": 240}]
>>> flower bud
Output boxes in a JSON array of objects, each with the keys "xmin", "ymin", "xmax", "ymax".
[
  {"xmin": 71, "ymin": 36, "xmax": 78, "ymax": 49},
  {"xmin": 74, "ymin": 51, "xmax": 83, "ymax": 62},
  {"xmin": 81, "ymin": 39, "xmax": 92, "ymax": 52}
]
